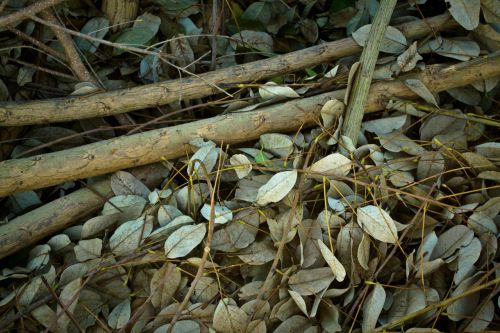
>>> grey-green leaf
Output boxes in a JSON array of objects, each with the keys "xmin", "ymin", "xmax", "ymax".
[
  {"xmin": 75, "ymin": 17, "xmax": 109, "ymax": 53},
  {"xmin": 445, "ymin": 0, "xmax": 480, "ymax": 30},
  {"xmin": 289, "ymin": 268, "xmax": 335, "ymax": 296},
  {"xmin": 110, "ymin": 216, "xmax": 153, "ymax": 256},
  {"xmin": 357, "ymin": 205, "xmax": 398, "ymax": 244},
  {"xmin": 108, "ymin": 299, "xmax": 131, "ymax": 329},
  {"xmin": 256, "ymin": 170, "xmax": 297, "ymax": 206},
  {"xmin": 164, "ymin": 223, "xmax": 206, "ymax": 258},
  {"xmin": 362, "ymin": 284, "xmax": 386, "ymax": 333},
  {"xmin": 352, "ymin": 24, "xmax": 407, "ymax": 53}
]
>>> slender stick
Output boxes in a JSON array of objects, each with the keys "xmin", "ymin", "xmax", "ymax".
[
  {"xmin": 341, "ymin": 0, "xmax": 398, "ymax": 150},
  {"xmin": 168, "ymin": 161, "xmax": 218, "ymax": 331},
  {"xmin": 375, "ymin": 275, "xmax": 500, "ymax": 331},
  {"xmin": 6, "ymin": 26, "xmax": 67, "ymax": 61}
]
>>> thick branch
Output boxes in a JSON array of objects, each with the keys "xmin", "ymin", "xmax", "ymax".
[
  {"xmin": 0, "ymin": 0, "xmax": 66, "ymax": 27},
  {"xmin": 0, "ymin": 163, "xmax": 168, "ymax": 260},
  {"xmin": 0, "ymin": 14, "xmax": 457, "ymax": 126},
  {"xmin": 0, "ymin": 52, "xmax": 498, "ymax": 198}
]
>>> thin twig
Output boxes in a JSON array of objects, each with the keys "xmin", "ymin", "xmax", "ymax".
[
  {"xmin": 344, "ymin": 184, "xmax": 437, "ymax": 330},
  {"xmin": 6, "ymin": 25, "xmax": 68, "ymax": 61},
  {"xmin": 167, "ymin": 159, "xmax": 220, "ymax": 331},
  {"xmin": 210, "ymin": 0, "xmax": 220, "ymax": 71},
  {"xmin": 5, "ymin": 56, "xmax": 76, "ymax": 81},
  {"xmin": 40, "ymin": 276, "xmax": 84, "ymax": 332},
  {"xmin": 375, "ymin": 274, "xmax": 500, "ymax": 331},
  {"xmin": 27, "ymin": 14, "xmax": 232, "ymax": 97},
  {"xmin": 394, "ymin": 97, "xmax": 500, "ymax": 128},
  {"xmin": 248, "ymin": 125, "xmax": 317, "ymax": 322}
]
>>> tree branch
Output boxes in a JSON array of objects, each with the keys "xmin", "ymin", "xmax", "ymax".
[
  {"xmin": 0, "ymin": 13, "xmax": 457, "ymax": 126},
  {"xmin": 0, "ymin": 52, "xmax": 498, "ymax": 197},
  {"xmin": 0, "ymin": 0, "xmax": 66, "ymax": 28}
]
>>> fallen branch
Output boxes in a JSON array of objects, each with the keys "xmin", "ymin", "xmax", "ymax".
[
  {"xmin": 342, "ymin": 0, "xmax": 397, "ymax": 148},
  {"xmin": 0, "ymin": 13, "xmax": 457, "ymax": 126},
  {"xmin": 1, "ymin": 52, "xmax": 498, "ymax": 198},
  {"xmin": 0, "ymin": 163, "xmax": 168, "ymax": 260},
  {"xmin": 0, "ymin": 0, "xmax": 66, "ymax": 27}
]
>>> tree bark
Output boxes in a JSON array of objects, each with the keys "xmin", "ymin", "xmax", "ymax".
[
  {"xmin": 0, "ymin": 0, "xmax": 66, "ymax": 28},
  {"xmin": 0, "ymin": 52, "xmax": 498, "ymax": 197},
  {"xmin": 0, "ymin": 14, "xmax": 457, "ymax": 126},
  {"xmin": 102, "ymin": 0, "xmax": 139, "ymax": 31}
]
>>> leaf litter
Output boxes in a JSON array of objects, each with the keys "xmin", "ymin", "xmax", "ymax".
[{"xmin": 0, "ymin": 1, "xmax": 499, "ymax": 332}]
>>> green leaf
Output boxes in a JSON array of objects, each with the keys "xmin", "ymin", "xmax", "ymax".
[
  {"xmin": 241, "ymin": 2, "xmax": 271, "ymax": 26},
  {"xmin": 75, "ymin": 17, "xmax": 109, "ymax": 54},
  {"xmin": 112, "ymin": 13, "xmax": 161, "ymax": 55}
]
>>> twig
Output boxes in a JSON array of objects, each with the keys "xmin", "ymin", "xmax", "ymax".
[
  {"xmin": 343, "ymin": 184, "xmax": 437, "ymax": 330},
  {"xmin": 6, "ymin": 26, "xmax": 68, "ymax": 61},
  {"xmin": 210, "ymin": 0, "xmax": 220, "ymax": 71},
  {"xmin": 457, "ymin": 282, "xmax": 499, "ymax": 331},
  {"xmin": 0, "ymin": 0, "xmax": 66, "ymax": 27},
  {"xmin": 4, "ymin": 56, "xmax": 76, "ymax": 81},
  {"xmin": 40, "ymin": 276, "xmax": 83, "ymax": 332},
  {"xmin": 167, "ymin": 160, "xmax": 219, "ymax": 331},
  {"xmin": 375, "ymin": 275, "xmax": 500, "ymax": 331},
  {"xmin": 248, "ymin": 127, "xmax": 317, "ymax": 322},
  {"xmin": 394, "ymin": 97, "xmax": 500, "ymax": 128},
  {"xmin": 27, "ymin": 14, "xmax": 231, "ymax": 98},
  {"xmin": 341, "ymin": 0, "xmax": 398, "ymax": 151}
]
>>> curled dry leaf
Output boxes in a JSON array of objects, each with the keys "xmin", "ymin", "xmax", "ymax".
[
  {"xmin": 259, "ymin": 82, "xmax": 300, "ymax": 100},
  {"xmin": 321, "ymin": 99, "xmax": 344, "ymax": 128},
  {"xmin": 230, "ymin": 154, "xmax": 252, "ymax": 179}
]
